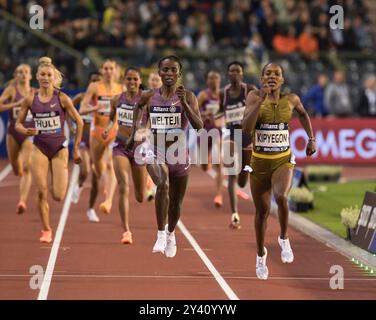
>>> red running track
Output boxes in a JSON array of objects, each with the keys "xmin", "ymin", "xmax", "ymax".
[{"xmin": 0, "ymin": 160, "xmax": 374, "ymax": 300}]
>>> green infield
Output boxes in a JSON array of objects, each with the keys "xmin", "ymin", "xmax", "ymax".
[{"xmin": 296, "ymin": 180, "xmax": 376, "ymax": 238}]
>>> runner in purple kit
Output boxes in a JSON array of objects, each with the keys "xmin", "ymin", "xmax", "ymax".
[
  {"xmin": 0, "ymin": 64, "xmax": 34, "ymax": 214},
  {"xmin": 220, "ymin": 61, "xmax": 257, "ymax": 229},
  {"xmin": 197, "ymin": 70, "xmax": 224, "ymax": 208},
  {"xmin": 103, "ymin": 67, "xmax": 149, "ymax": 244},
  {"xmin": 15, "ymin": 57, "xmax": 83, "ymax": 243},
  {"xmin": 71, "ymin": 71, "xmax": 102, "ymax": 204},
  {"xmin": 126, "ymin": 55, "xmax": 203, "ymax": 258}
]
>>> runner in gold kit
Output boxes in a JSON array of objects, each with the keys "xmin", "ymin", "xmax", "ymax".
[{"xmin": 242, "ymin": 62, "xmax": 316, "ymax": 280}]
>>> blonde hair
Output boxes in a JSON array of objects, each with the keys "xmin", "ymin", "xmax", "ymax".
[
  {"xmin": 37, "ymin": 56, "xmax": 63, "ymax": 88},
  {"xmin": 100, "ymin": 59, "xmax": 119, "ymax": 82},
  {"xmin": 6, "ymin": 64, "xmax": 32, "ymax": 87}
]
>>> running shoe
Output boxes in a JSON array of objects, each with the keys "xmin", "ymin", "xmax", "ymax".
[
  {"xmin": 152, "ymin": 229, "xmax": 167, "ymax": 254},
  {"xmin": 278, "ymin": 236, "xmax": 294, "ymax": 263},
  {"xmin": 229, "ymin": 212, "xmax": 241, "ymax": 229},
  {"xmin": 99, "ymin": 200, "xmax": 112, "ymax": 215},
  {"xmin": 213, "ymin": 195, "xmax": 223, "ymax": 208},
  {"xmin": 71, "ymin": 184, "xmax": 83, "ymax": 204},
  {"xmin": 16, "ymin": 201, "xmax": 26, "ymax": 214},
  {"xmin": 236, "ymin": 189, "xmax": 250, "ymax": 200},
  {"xmin": 147, "ymin": 185, "xmax": 157, "ymax": 201},
  {"xmin": 256, "ymin": 247, "xmax": 269, "ymax": 280},
  {"xmin": 87, "ymin": 209, "xmax": 100, "ymax": 222},
  {"xmin": 39, "ymin": 230, "xmax": 52, "ymax": 243},
  {"xmin": 165, "ymin": 225, "xmax": 177, "ymax": 258},
  {"xmin": 121, "ymin": 231, "xmax": 133, "ymax": 244}
]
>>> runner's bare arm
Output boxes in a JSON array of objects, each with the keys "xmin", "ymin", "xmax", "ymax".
[
  {"xmin": 242, "ymin": 89, "xmax": 265, "ymax": 133},
  {"xmin": 61, "ymin": 93, "xmax": 83, "ymax": 163},
  {"xmin": 177, "ymin": 87, "xmax": 203, "ymax": 130},
  {"xmin": 0, "ymin": 86, "xmax": 18, "ymax": 112},
  {"xmin": 290, "ymin": 93, "xmax": 316, "ymax": 156},
  {"xmin": 197, "ymin": 90, "xmax": 209, "ymax": 118},
  {"xmin": 102, "ymin": 95, "xmax": 120, "ymax": 139},
  {"xmin": 15, "ymin": 94, "xmax": 38, "ymax": 136},
  {"xmin": 72, "ymin": 92, "xmax": 84, "ymax": 106},
  {"xmin": 79, "ymin": 82, "xmax": 99, "ymax": 115},
  {"xmin": 108, "ymin": 95, "xmax": 121, "ymax": 127},
  {"xmin": 125, "ymin": 89, "xmax": 153, "ymax": 148}
]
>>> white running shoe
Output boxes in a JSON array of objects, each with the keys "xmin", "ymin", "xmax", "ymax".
[
  {"xmin": 278, "ymin": 236, "xmax": 294, "ymax": 263},
  {"xmin": 71, "ymin": 184, "xmax": 82, "ymax": 204},
  {"xmin": 152, "ymin": 230, "xmax": 167, "ymax": 254},
  {"xmin": 165, "ymin": 225, "xmax": 177, "ymax": 258},
  {"xmin": 229, "ymin": 212, "xmax": 241, "ymax": 229},
  {"xmin": 87, "ymin": 209, "xmax": 100, "ymax": 222},
  {"xmin": 256, "ymin": 247, "xmax": 269, "ymax": 280}
]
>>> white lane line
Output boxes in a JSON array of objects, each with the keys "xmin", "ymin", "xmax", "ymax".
[
  {"xmin": 177, "ymin": 220, "xmax": 239, "ymax": 300},
  {"xmin": 0, "ymin": 164, "xmax": 12, "ymax": 182},
  {"xmin": 37, "ymin": 164, "xmax": 79, "ymax": 300}
]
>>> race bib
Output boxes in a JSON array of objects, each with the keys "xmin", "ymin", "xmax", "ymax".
[
  {"xmin": 81, "ymin": 114, "xmax": 93, "ymax": 124},
  {"xmin": 254, "ymin": 122, "xmax": 290, "ymax": 153},
  {"xmin": 150, "ymin": 113, "xmax": 181, "ymax": 130},
  {"xmin": 206, "ymin": 101, "xmax": 220, "ymax": 115},
  {"xmin": 150, "ymin": 105, "xmax": 182, "ymax": 133},
  {"xmin": 98, "ymin": 98, "xmax": 111, "ymax": 115},
  {"xmin": 25, "ymin": 111, "xmax": 33, "ymax": 122},
  {"xmin": 12, "ymin": 107, "xmax": 21, "ymax": 120},
  {"xmin": 117, "ymin": 104, "xmax": 134, "ymax": 127},
  {"xmin": 225, "ymin": 106, "xmax": 245, "ymax": 125},
  {"xmin": 34, "ymin": 112, "xmax": 61, "ymax": 133},
  {"xmin": 12, "ymin": 107, "xmax": 32, "ymax": 121}
]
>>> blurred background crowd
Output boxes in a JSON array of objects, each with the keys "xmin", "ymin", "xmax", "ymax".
[{"xmin": 0, "ymin": 0, "xmax": 375, "ymax": 117}]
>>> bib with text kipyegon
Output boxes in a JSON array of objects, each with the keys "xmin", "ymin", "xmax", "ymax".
[
  {"xmin": 225, "ymin": 103, "xmax": 245, "ymax": 126},
  {"xmin": 97, "ymin": 96, "xmax": 111, "ymax": 115},
  {"xmin": 117, "ymin": 103, "xmax": 134, "ymax": 127},
  {"xmin": 13, "ymin": 107, "xmax": 33, "ymax": 122},
  {"xmin": 255, "ymin": 122, "xmax": 290, "ymax": 153},
  {"xmin": 150, "ymin": 105, "xmax": 182, "ymax": 133},
  {"xmin": 34, "ymin": 111, "xmax": 61, "ymax": 134}
]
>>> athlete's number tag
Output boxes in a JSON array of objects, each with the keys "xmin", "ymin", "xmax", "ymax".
[
  {"xmin": 225, "ymin": 106, "xmax": 245, "ymax": 124},
  {"xmin": 98, "ymin": 100, "xmax": 111, "ymax": 115},
  {"xmin": 12, "ymin": 107, "xmax": 32, "ymax": 121},
  {"xmin": 25, "ymin": 111, "xmax": 33, "ymax": 122},
  {"xmin": 81, "ymin": 114, "xmax": 93, "ymax": 123},
  {"xmin": 206, "ymin": 101, "xmax": 219, "ymax": 115},
  {"xmin": 150, "ymin": 113, "xmax": 181, "ymax": 130},
  {"xmin": 255, "ymin": 123, "xmax": 290, "ymax": 152},
  {"xmin": 117, "ymin": 105, "xmax": 134, "ymax": 127},
  {"xmin": 13, "ymin": 107, "xmax": 21, "ymax": 120},
  {"xmin": 34, "ymin": 116, "xmax": 61, "ymax": 132}
]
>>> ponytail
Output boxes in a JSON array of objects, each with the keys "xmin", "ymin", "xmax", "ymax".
[{"xmin": 38, "ymin": 56, "xmax": 63, "ymax": 88}]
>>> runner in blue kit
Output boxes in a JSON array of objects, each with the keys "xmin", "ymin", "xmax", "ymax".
[
  {"xmin": 126, "ymin": 55, "xmax": 203, "ymax": 258},
  {"xmin": 15, "ymin": 57, "xmax": 83, "ymax": 243},
  {"xmin": 103, "ymin": 67, "xmax": 149, "ymax": 244},
  {"xmin": 220, "ymin": 61, "xmax": 257, "ymax": 229},
  {"xmin": 0, "ymin": 64, "xmax": 34, "ymax": 214}
]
